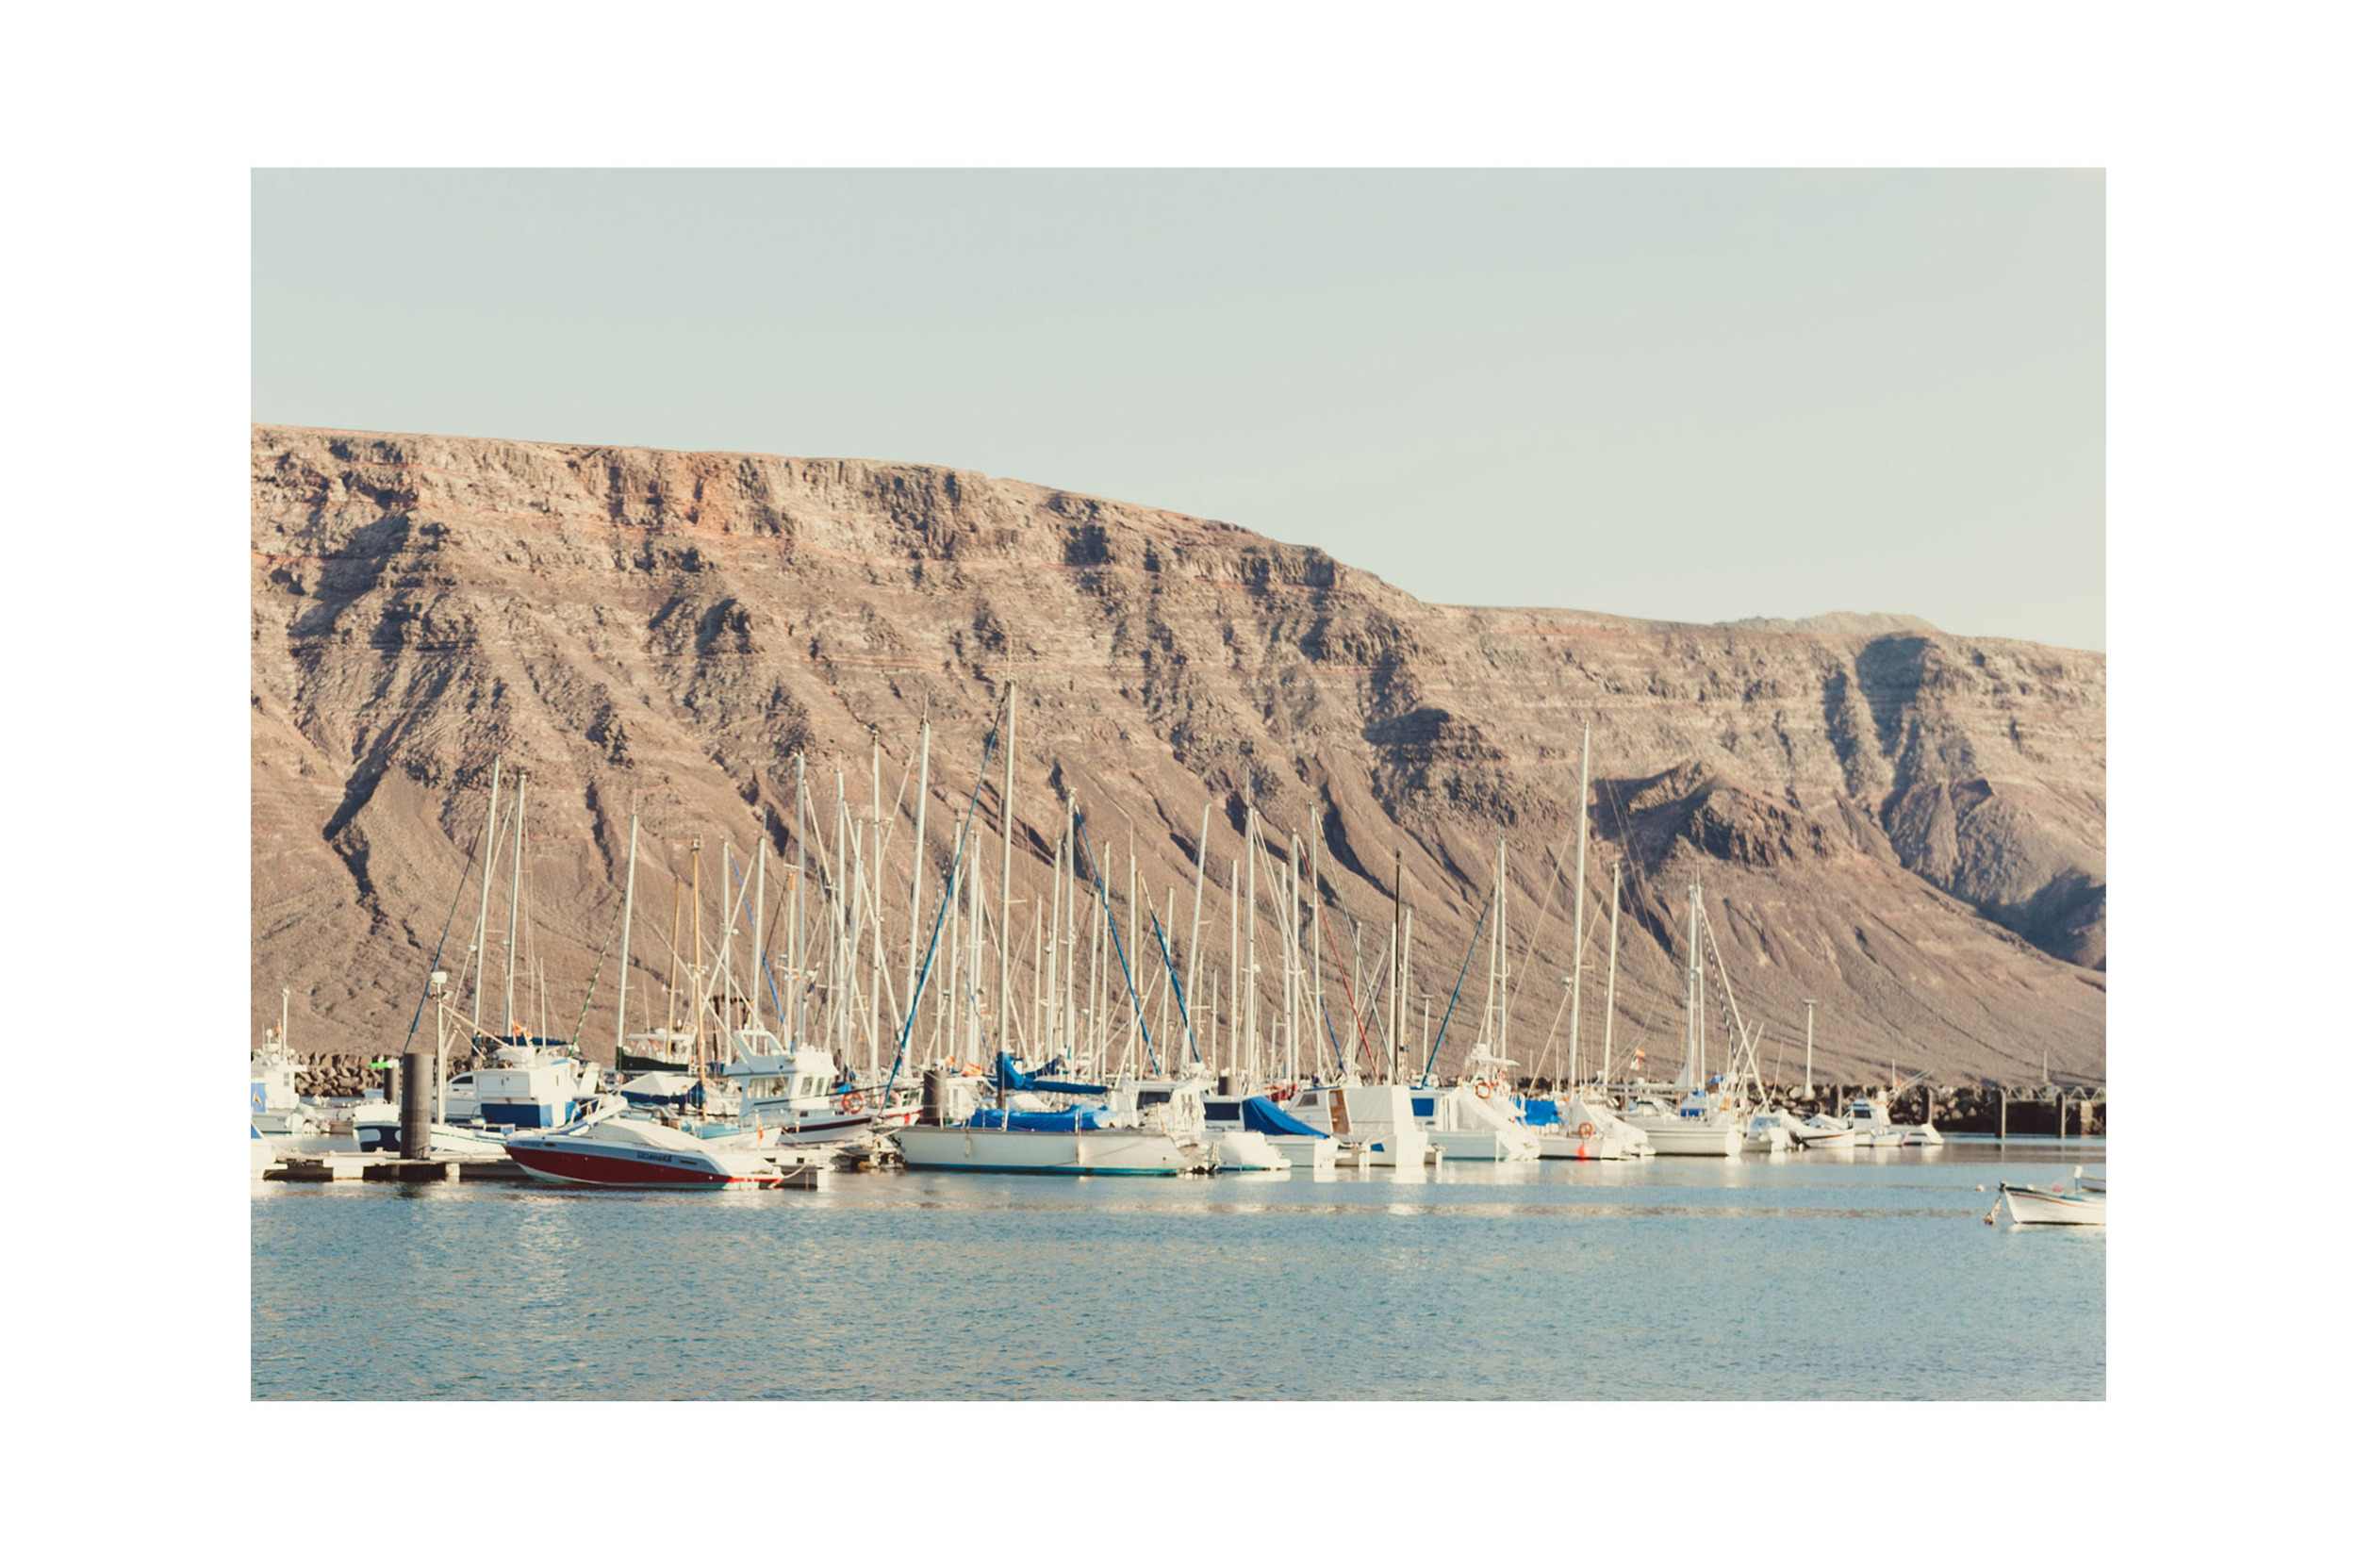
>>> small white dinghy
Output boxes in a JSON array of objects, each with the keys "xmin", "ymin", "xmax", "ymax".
[{"xmin": 1995, "ymin": 1166, "xmax": 2106, "ymax": 1226}]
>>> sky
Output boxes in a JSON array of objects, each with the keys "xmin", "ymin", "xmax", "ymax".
[{"xmin": 253, "ymin": 170, "xmax": 2104, "ymax": 650}]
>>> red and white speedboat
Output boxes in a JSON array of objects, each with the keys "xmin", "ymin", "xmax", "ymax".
[{"xmin": 507, "ymin": 1099, "xmax": 783, "ymax": 1189}]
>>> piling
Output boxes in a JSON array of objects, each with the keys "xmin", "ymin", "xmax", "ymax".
[
  {"xmin": 921, "ymin": 1066, "xmax": 949, "ymax": 1126},
  {"xmin": 400, "ymin": 1048, "xmax": 434, "ymax": 1156}
]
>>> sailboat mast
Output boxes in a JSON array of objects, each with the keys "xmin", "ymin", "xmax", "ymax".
[
  {"xmin": 793, "ymin": 752, "xmax": 807, "ymax": 1048},
  {"xmin": 1063, "ymin": 805, "xmax": 1078, "ymax": 1065},
  {"xmin": 470, "ymin": 758, "xmax": 503, "ymax": 1032},
  {"xmin": 1285, "ymin": 835, "xmax": 1301, "ymax": 1085},
  {"xmin": 1495, "ymin": 837, "xmax": 1508, "ymax": 1069},
  {"xmin": 503, "ymin": 773, "xmax": 527, "ymax": 1037},
  {"xmin": 1227, "ymin": 855, "xmax": 1240, "ymax": 1084},
  {"xmin": 1309, "ymin": 827, "xmax": 1324, "ymax": 1081},
  {"xmin": 1376, "ymin": 849, "xmax": 1395, "ymax": 1084},
  {"xmin": 688, "ymin": 836, "xmax": 703, "ymax": 1073},
  {"xmin": 1686, "ymin": 882, "xmax": 1703, "ymax": 1088},
  {"xmin": 1186, "ymin": 802, "xmax": 1210, "ymax": 1047},
  {"xmin": 998, "ymin": 684, "xmax": 1016, "ymax": 1066},
  {"xmin": 1244, "ymin": 805, "xmax": 1259, "ymax": 1092},
  {"xmin": 614, "ymin": 805, "xmax": 639, "ymax": 1061},
  {"xmin": 1803, "ymin": 999, "xmax": 1815, "ymax": 1099},
  {"xmin": 871, "ymin": 734, "xmax": 885, "ymax": 1086},
  {"xmin": 1602, "ymin": 861, "xmax": 1622, "ymax": 1088},
  {"xmin": 1569, "ymin": 725, "xmax": 1590, "ymax": 1095},
  {"xmin": 751, "ymin": 835, "xmax": 766, "ymax": 1033},
  {"xmin": 906, "ymin": 718, "xmax": 930, "ymax": 1038}
]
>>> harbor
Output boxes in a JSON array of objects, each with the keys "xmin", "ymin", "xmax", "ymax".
[{"xmin": 253, "ymin": 703, "xmax": 2105, "ymax": 1200}]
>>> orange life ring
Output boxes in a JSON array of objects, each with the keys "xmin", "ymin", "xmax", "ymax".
[
  {"xmin": 1475, "ymin": 1081, "xmax": 1493, "ymax": 1099},
  {"xmin": 1577, "ymin": 1121, "xmax": 1598, "ymax": 1138},
  {"xmin": 841, "ymin": 1090, "xmax": 865, "ymax": 1114}
]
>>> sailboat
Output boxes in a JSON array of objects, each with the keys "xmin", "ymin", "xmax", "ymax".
[{"xmin": 1619, "ymin": 884, "xmax": 1744, "ymax": 1157}]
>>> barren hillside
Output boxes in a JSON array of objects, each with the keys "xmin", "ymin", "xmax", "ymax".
[{"xmin": 251, "ymin": 425, "xmax": 2105, "ymax": 1085}]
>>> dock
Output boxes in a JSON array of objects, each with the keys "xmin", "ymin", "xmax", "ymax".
[
  {"xmin": 262, "ymin": 1153, "xmax": 824, "ymax": 1188},
  {"xmin": 264, "ymin": 1154, "xmax": 530, "ymax": 1183}
]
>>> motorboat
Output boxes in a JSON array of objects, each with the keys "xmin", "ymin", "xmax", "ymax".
[
  {"xmin": 1796, "ymin": 1114, "xmax": 1858, "ymax": 1151},
  {"xmin": 1621, "ymin": 1091, "xmax": 1742, "ymax": 1158},
  {"xmin": 1276, "ymin": 1083, "xmax": 1437, "ymax": 1166},
  {"xmin": 356, "ymin": 1039, "xmax": 605, "ymax": 1151},
  {"xmin": 717, "ymin": 1029, "xmax": 919, "ymax": 1145},
  {"xmin": 250, "ymin": 1027, "xmax": 318, "ymax": 1136},
  {"xmin": 1203, "ymin": 1093, "xmax": 1333, "ymax": 1170},
  {"xmin": 250, "ymin": 1121, "xmax": 282, "ymax": 1176},
  {"xmin": 1407, "ymin": 1079, "xmax": 1541, "ymax": 1162},
  {"xmin": 1997, "ymin": 1167, "xmax": 2106, "ymax": 1226},
  {"xmin": 1844, "ymin": 1094, "xmax": 1907, "ymax": 1149},
  {"xmin": 1521, "ymin": 1093, "xmax": 1653, "ymax": 1159},
  {"xmin": 1742, "ymin": 1110, "xmax": 1801, "ymax": 1153},
  {"xmin": 507, "ymin": 1098, "xmax": 785, "ymax": 1188},
  {"xmin": 453, "ymin": 1039, "xmax": 602, "ymax": 1127}
]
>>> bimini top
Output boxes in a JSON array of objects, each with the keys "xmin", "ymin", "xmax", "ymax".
[
  {"xmin": 968, "ymin": 1105, "xmax": 1113, "ymax": 1131},
  {"xmin": 1240, "ymin": 1096, "xmax": 1325, "ymax": 1139}
]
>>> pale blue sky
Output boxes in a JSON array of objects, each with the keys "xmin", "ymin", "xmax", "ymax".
[{"xmin": 253, "ymin": 170, "xmax": 2103, "ymax": 650}]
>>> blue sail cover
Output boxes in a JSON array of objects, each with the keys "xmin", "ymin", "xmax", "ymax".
[
  {"xmin": 994, "ymin": 1052, "xmax": 1108, "ymax": 1097},
  {"xmin": 967, "ymin": 1106, "xmax": 1113, "ymax": 1131},
  {"xmin": 1240, "ymin": 1096, "xmax": 1326, "ymax": 1138},
  {"xmin": 1518, "ymin": 1098, "xmax": 1561, "ymax": 1127}
]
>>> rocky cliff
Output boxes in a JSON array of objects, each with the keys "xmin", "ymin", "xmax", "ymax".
[{"xmin": 251, "ymin": 425, "xmax": 2105, "ymax": 1085}]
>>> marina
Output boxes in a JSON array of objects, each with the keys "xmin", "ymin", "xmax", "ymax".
[{"xmin": 252, "ymin": 700, "xmax": 2104, "ymax": 1406}]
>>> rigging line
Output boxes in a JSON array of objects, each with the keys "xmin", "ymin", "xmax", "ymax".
[
  {"xmin": 1142, "ymin": 895, "xmax": 1201, "ymax": 1065},
  {"xmin": 1501, "ymin": 791, "xmax": 1589, "ymax": 1048},
  {"xmin": 880, "ymin": 691, "xmax": 1008, "ymax": 1101},
  {"xmin": 1341, "ymin": 901, "xmax": 1397, "ymax": 1069},
  {"xmin": 1074, "ymin": 811, "xmax": 1161, "ymax": 1079},
  {"xmin": 566, "ymin": 891, "xmax": 626, "ymax": 1051},
  {"xmin": 1320, "ymin": 900, "xmax": 1382, "ymax": 1076},
  {"xmin": 397, "ymin": 801, "xmax": 493, "ymax": 1058},
  {"xmin": 1420, "ymin": 882, "xmax": 1495, "ymax": 1084}
]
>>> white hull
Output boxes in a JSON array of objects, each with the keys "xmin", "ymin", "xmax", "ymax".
[
  {"xmin": 895, "ymin": 1124, "xmax": 1208, "ymax": 1176},
  {"xmin": 1267, "ymin": 1135, "xmax": 1338, "ymax": 1170},
  {"xmin": 1793, "ymin": 1126, "xmax": 1856, "ymax": 1150},
  {"xmin": 1902, "ymin": 1124, "xmax": 1945, "ymax": 1147},
  {"xmin": 1427, "ymin": 1128, "xmax": 1539, "ymax": 1163},
  {"xmin": 754, "ymin": 1104, "xmax": 921, "ymax": 1146},
  {"xmin": 2002, "ymin": 1183, "xmax": 2106, "ymax": 1225},
  {"xmin": 1633, "ymin": 1122, "xmax": 1743, "ymax": 1157},
  {"xmin": 1213, "ymin": 1131, "xmax": 1293, "ymax": 1171},
  {"xmin": 1535, "ymin": 1133, "xmax": 1613, "ymax": 1160}
]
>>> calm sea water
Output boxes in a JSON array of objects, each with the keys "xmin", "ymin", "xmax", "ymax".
[{"xmin": 251, "ymin": 1139, "xmax": 2104, "ymax": 1400}]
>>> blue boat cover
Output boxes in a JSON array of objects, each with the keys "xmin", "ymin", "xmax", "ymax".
[
  {"xmin": 967, "ymin": 1106, "xmax": 1113, "ymax": 1131},
  {"xmin": 1411, "ymin": 1096, "xmax": 1436, "ymax": 1118},
  {"xmin": 1241, "ymin": 1096, "xmax": 1327, "ymax": 1138},
  {"xmin": 1518, "ymin": 1098, "xmax": 1561, "ymax": 1126},
  {"xmin": 994, "ymin": 1052, "xmax": 1108, "ymax": 1097}
]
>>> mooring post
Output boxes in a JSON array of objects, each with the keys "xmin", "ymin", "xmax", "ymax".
[
  {"xmin": 400, "ymin": 1045, "xmax": 434, "ymax": 1158},
  {"xmin": 1998, "ymin": 1090, "xmax": 2006, "ymax": 1143}
]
